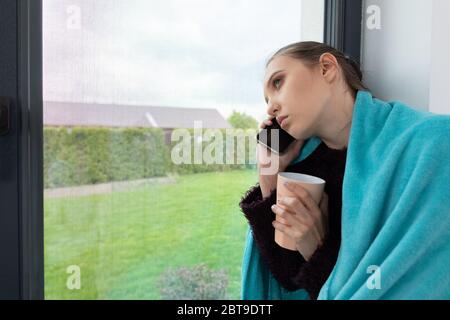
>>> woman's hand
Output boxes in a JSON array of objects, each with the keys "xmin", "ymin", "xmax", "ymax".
[
  {"xmin": 271, "ymin": 182, "xmax": 329, "ymax": 261},
  {"xmin": 258, "ymin": 115, "xmax": 305, "ymax": 198}
]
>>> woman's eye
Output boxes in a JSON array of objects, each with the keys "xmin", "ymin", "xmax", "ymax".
[{"xmin": 273, "ymin": 78, "xmax": 282, "ymax": 89}]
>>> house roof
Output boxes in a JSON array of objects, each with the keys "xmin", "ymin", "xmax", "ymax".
[{"xmin": 43, "ymin": 101, "xmax": 232, "ymax": 129}]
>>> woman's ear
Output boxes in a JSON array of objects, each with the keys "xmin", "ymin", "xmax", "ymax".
[{"xmin": 318, "ymin": 53, "xmax": 338, "ymax": 82}]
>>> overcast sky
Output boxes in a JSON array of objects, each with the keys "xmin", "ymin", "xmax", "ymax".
[{"xmin": 43, "ymin": 0, "xmax": 322, "ymax": 122}]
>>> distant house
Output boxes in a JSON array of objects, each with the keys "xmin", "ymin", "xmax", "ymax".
[{"xmin": 44, "ymin": 101, "xmax": 232, "ymax": 144}]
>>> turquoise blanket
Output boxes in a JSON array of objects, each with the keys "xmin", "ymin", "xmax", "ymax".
[{"xmin": 241, "ymin": 90, "xmax": 450, "ymax": 300}]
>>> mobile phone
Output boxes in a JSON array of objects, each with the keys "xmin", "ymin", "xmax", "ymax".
[{"xmin": 256, "ymin": 118, "xmax": 296, "ymax": 155}]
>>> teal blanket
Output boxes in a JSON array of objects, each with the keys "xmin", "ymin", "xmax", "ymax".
[{"xmin": 241, "ymin": 90, "xmax": 450, "ymax": 300}]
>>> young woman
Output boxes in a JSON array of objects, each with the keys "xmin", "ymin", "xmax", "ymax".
[{"xmin": 239, "ymin": 41, "xmax": 450, "ymax": 300}]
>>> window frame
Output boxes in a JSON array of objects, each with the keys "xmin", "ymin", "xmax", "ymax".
[
  {"xmin": 12, "ymin": 0, "xmax": 363, "ymax": 299},
  {"xmin": 0, "ymin": 0, "xmax": 21, "ymax": 300},
  {"xmin": 19, "ymin": 0, "xmax": 44, "ymax": 300},
  {"xmin": 324, "ymin": 0, "xmax": 364, "ymax": 63}
]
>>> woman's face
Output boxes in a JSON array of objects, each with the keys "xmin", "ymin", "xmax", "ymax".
[{"xmin": 263, "ymin": 54, "xmax": 333, "ymax": 140}]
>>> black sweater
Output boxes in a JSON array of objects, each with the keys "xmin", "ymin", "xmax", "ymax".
[{"xmin": 239, "ymin": 142, "xmax": 347, "ymax": 300}]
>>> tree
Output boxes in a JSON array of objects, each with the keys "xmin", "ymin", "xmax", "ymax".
[{"xmin": 227, "ymin": 110, "xmax": 258, "ymax": 129}]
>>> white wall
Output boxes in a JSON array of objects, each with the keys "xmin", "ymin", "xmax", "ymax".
[
  {"xmin": 361, "ymin": 0, "xmax": 450, "ymax": 114},
  {"xmin": 361, "ymin": 0, "xmax": 432, "ymax": 111},
  {"xmin": 429, "ymin": 0, "xmax": 450, "ymax": 115}
]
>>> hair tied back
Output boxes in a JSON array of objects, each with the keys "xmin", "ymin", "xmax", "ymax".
[{"xmin": 344, "ymin": 54, "xmax": 363, "ymax": 81}]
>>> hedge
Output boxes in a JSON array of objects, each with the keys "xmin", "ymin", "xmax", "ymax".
[
  {"xmin": 169, "ymin": 128, "xmax": 257, "ymax": 175},
  {"xmin": 44, "ymin": 127, "xmax": 257, "ymax": 188}
]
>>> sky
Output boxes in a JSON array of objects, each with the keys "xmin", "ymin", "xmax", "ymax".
[{"xmin": 43, "ymin": 0, "xmax": 323, "ymax": 122}]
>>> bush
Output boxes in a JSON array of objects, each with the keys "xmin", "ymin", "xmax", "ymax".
[
  {"xmin": 44, "ymin": 127, "xmax": 170, "ymax": 188},
  {"xmin": 227, "ymin": 110, "xmax": 258, "ymax": 129},
  {"xmin": 169, "ymin": 128, "xmax": 257, "ymax": 175},
  {"xmin": 44, "ymin": 126, "xmax": 257, "ymax": 188},
  {"xmin": 156, "ymin": 263, "xmax": 229, "ymax": 300}
]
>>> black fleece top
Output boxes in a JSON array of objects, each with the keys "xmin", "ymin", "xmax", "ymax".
[{"xmin": 239, "ymin": 141, "xmax": 347, "ymax": 300}]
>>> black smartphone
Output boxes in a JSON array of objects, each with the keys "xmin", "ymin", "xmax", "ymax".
[{"xmin": 256, "ymin": 118, "xmax": 296, "ymax": 155}]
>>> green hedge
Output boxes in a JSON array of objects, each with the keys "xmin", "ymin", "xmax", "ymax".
[
  {"xmin": 44, "ymin": 127, "xmax": 169, "ymax": 188},
  {"xmin": 169, "ymin": 128, "xmax": 257, "ymax": 175},
  {"xmin": 44, "ymin": 127, "xmax": 257, "ymax": 188}
]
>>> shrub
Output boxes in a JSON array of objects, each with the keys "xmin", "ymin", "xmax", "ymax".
[
  {"xmin": 44, "ymin": 127, "xmax": 170, "ymax": 188},
  {"xmin": 169, "ymin": 128, "xmax": 257, "ymax": 175},
  {"xmin": 44, "ymin": 126, "xmax": 257, "ymax": 188},
  {"xmin": 227, "ymin": 110, "xmax": 258, "ymax": 129}
]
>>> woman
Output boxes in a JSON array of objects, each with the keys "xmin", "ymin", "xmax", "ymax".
[{"xmin": 239, "ymin": 41, "xmax": 450, "ymax": 300}]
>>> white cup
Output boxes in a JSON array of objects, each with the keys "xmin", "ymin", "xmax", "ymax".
[{"xmin": 275, "ymin": 172, "xmax": 326, "ymax": 251}]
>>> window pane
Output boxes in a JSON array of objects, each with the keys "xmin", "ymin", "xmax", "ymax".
[{"xmin": 43, "ymin": 0, "xmax": 324, "ymax": 299}]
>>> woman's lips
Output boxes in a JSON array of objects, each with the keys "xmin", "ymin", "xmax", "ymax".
[{"xmin": 278, "ymin": 116, "xmax": 288, "ymax": 127}]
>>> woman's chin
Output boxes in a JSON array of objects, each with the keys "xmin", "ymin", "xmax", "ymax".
[{"xmin": 289, "ymin": 130, "xmax": 309, "ymax": 141}]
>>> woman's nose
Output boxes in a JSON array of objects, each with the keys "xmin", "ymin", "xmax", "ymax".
[{"xmin": 266, "ymin": 101, "xmax": 279, "ymax": 117}]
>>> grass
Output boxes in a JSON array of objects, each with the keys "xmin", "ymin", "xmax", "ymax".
[{"xmin": 44, "ymin": 169, "xmax": 259, "ymax": 299}]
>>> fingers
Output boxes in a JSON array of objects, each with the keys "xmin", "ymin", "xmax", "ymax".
[
  {"xmin": 272, "ymin": 201, "xmax": 323, "ymax": 244},
  {"xmin": 284, "ymin": 182, "xmax": 319, "ymax": 213},
  {"xmin": 279, "ymin": 185, "xmax": 326, "ymax": 241},
  {"xmin": 259, "ymin": 115, "xmax": 276, "ymax": 129},
  {"xmin": 272, "ymin": 220, "xmax": 287, "ymax": 234},
  {"xmin": 271, "ymin": 204, "xmax": 294, "ymax": 221},
  {"xmin": 260, "ymin": 119, "xmax": 272, "ymax": 129},
  {"xmin": 277, "ymin": 197, "xmax": 308, "ymax": 223},
  {"xmin": 273, "ymin": 186, "xmax": 329, "ymax": 251},
  {"xmin": 271, "ymin": 204, "xmax": 300, "ymax": 231},
  {"xmin": 272, "ymin": 219, "xmax": 307, "ymax": 240},
  {"xmin": 276, "ymin": 216, "xmax": 290, "ymax": 225}
]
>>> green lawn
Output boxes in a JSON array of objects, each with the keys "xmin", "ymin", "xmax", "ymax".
[{"xmin": 44, "ymin": 169, "xmax": 259, "ymax": 299}]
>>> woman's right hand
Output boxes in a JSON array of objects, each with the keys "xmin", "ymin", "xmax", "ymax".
[{"xmin": 258, "ymin": 115, "xmax": 305, "ymax": 198}]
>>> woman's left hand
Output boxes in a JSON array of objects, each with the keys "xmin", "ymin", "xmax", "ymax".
[{"xmin": 271, "ymin": 182, "xmax": 329, "ymax": 261}]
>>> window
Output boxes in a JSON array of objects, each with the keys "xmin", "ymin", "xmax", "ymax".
[{"xmin": 41, "ymin": 0, "xmax": 326, "ymax": 299}]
